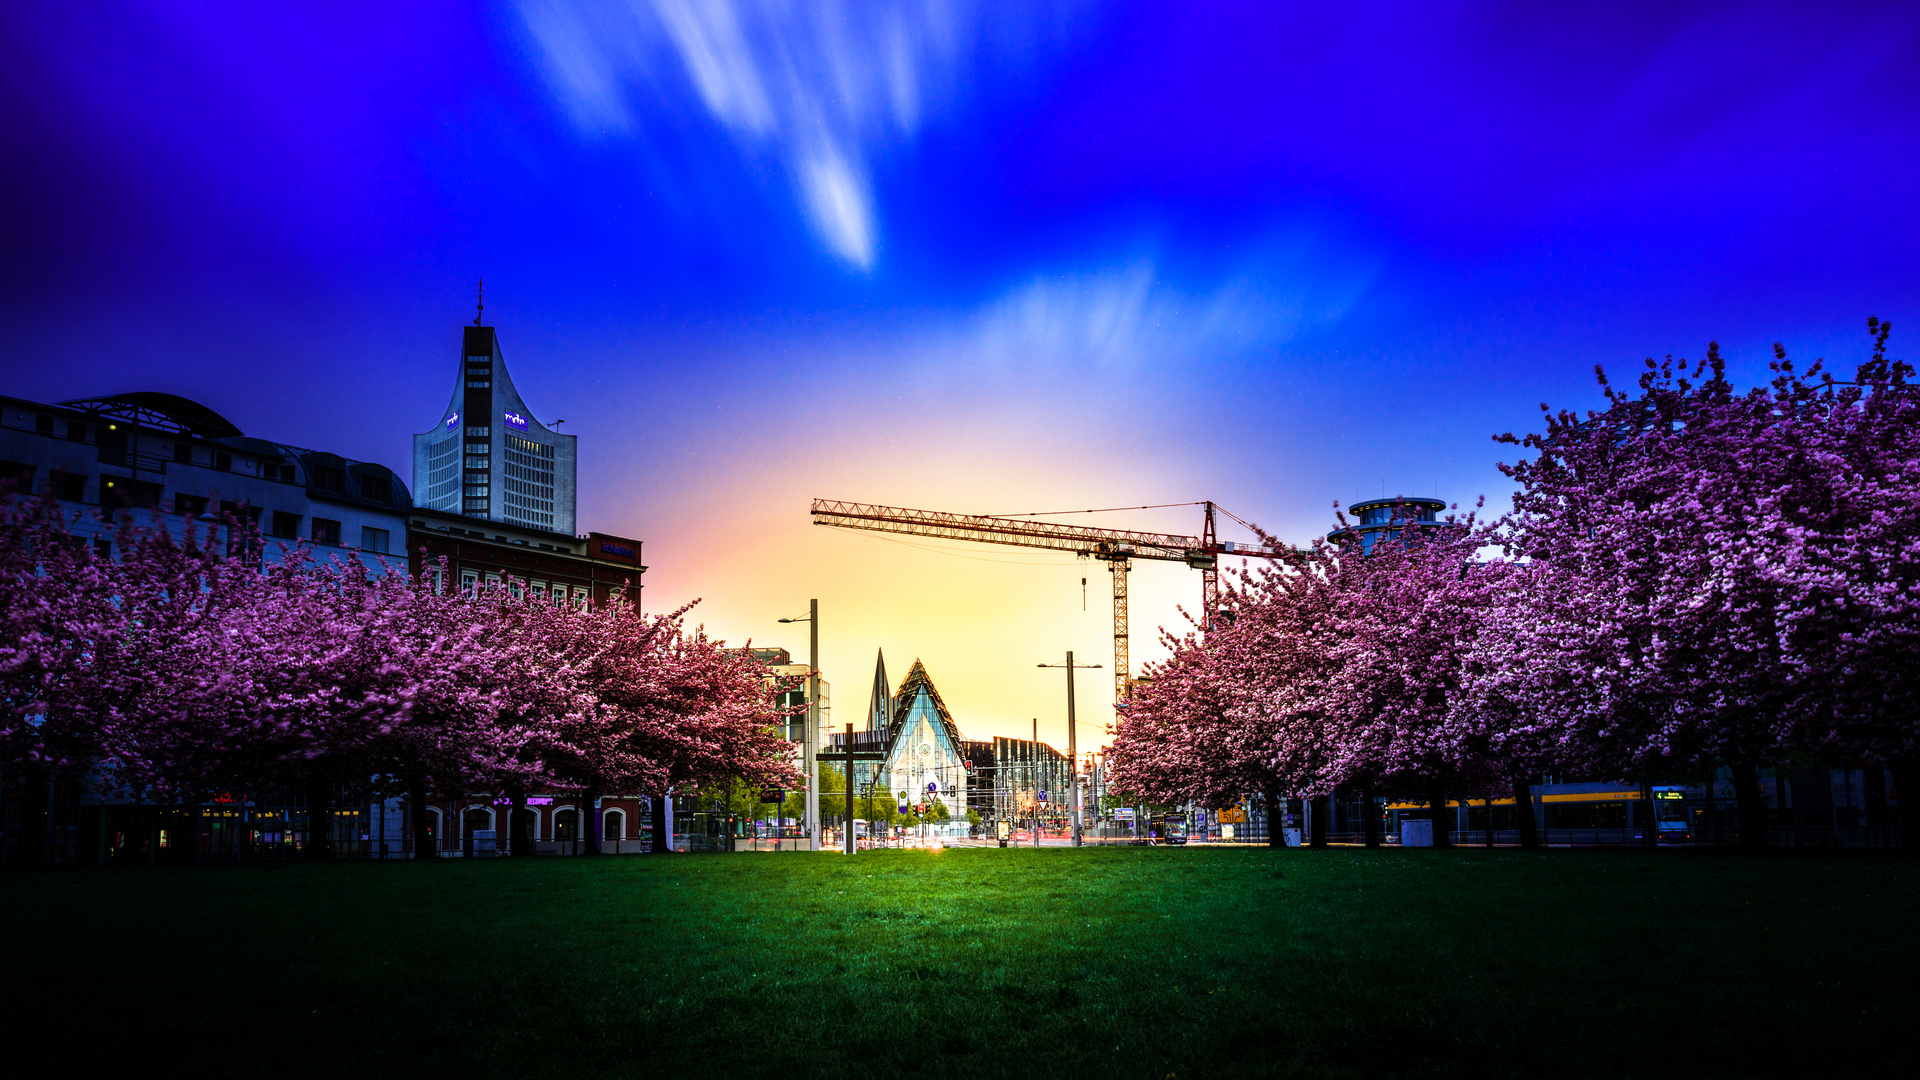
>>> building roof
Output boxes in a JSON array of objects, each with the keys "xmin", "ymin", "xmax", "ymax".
[
  {"xmin": 57, "ymin": 392, "xmax": 244, "ymax": 440},
  {"xmin": 889, "ymin": 659, "xmax": 968, "ymax": 749}
]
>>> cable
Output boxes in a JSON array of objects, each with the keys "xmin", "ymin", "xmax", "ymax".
[
  {"xmin": 841, "ymin": 529, "xmax": 1080, "ymax": 566},
  {"xmin": 985, "ymin": 501, "xmax": 1204, "ymax": 518}
]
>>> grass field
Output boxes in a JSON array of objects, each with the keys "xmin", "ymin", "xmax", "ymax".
[{"xmin": 2, "ymin": 847, "xmax": 1913, "ymax": 1078}]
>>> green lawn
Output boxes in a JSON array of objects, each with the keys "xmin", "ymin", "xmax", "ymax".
[{"xmin": 2, "ymin": 847, "xmax": 1912, "ymax": 1078}]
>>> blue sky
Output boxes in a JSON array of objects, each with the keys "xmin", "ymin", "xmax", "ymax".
[{"xmin": 5, "ymin": 2, "xmax": 1918, "ymax": 740}]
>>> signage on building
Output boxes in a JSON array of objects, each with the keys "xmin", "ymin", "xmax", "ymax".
[
  {"xmin": 600, "ymin": 542, "xmax": 634, "ymax": 558},
  {"xmin": 445, "ymin": 412, "xmax": 459, "ymax": 430},
  {"xmin": 1112, "ymin": 807, "xmax": 1135, "ymax": 821},
  {"xmin": 504, "ymin": 410, "xmax": 529, "ymax": 430}
]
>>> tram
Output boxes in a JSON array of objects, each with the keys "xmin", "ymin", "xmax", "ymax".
[{"xmin": 1147, "ymin": 811, "xmax": 1189, "ymax": 845}]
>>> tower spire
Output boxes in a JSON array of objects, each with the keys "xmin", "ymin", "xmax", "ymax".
[
  {"xmin": 869, "ymin": 649, "xmax": 891, "ymax": 734},
  {"xmin": 474, "ymin": 279, "xmax": 484, "ymax": 326}
]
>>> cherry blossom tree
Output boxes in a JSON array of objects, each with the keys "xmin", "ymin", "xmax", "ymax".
[
  {"xmin": 0, "ymin": 491, "xmax": 116, "ymax": 866},
  {"xmin": 1765, "ymin": 319, "xmax": 1920, "ymax": 840}
]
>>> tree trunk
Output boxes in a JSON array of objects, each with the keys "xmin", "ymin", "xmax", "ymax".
[
  {"xmin": 649, "ymin": 794, "xmax": 673, "ymax": 853},
  {"xmin": 1862, "ymin": 763, "xmax": 1888, "ymax": 848},
  {"xmin": 408, "ymin": 778, "xmax": 435, "ymax": 862},
  {"xmin": 1262, "ymin": 789, "xmax": 1287, "ymax": 847},
  {"xmin": 582, "ymin": 787, "xmax": 603, "ymax": 855},
  {"xmin": 1729, "ymin": 760, "xmax": 1770, "ymax": 852},
  {"xmin": 509, "ymin": 787, "xmax": 532, "ymax": 857},
  {"xmin": 1309, "ymin": 793, "xmax": 1329, "ymax": 848},
  {"xmin": 1512, "ymin": 773, "xmax": 1539, "ymax": 849},
  {"xmin": 1484, "ymin": 799, "xmax": 1495, "ymax": 847},
  {"xmin": 1361, "ymin": 788, "xmax": 1381, "ymax": 848},
  {"xmin": 1639, "ymin": 780, "xmax": 1657, "ymax": 849},
  {"xmin": 304, "ymin": 774, "xmax": 333, "ymax": 861},
  {"xmin": 15, "ymin": 775, "xmax": 48, "ymax": 868},
  {"xmin": 1889, "ymin": 758, "xmax": 1915, "ymax": 856},
  {"xmin": 1428, "ymin": 779, "xmax": 1452, "ymax": 849}
]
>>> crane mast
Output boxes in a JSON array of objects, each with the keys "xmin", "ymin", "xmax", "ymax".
[{"xmin": 810, "ymin": 499, "xmax": 1280, "ymax": 708}]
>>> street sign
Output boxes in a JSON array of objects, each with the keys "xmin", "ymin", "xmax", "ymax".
[
  {"xmin": 1112, "ymin": 807, "xmax": 1135, "ymax": 821},
  {"xmin": 1218, "ymin": 808, "xmax": 1247, "ymax": 824},
  {"xmin": 1038, "ymin": 790, "xmax": 1048, "ymax": 803},
  {"xmin": 926, "ymin": 781, "xmax": 938, "ymax": 794},
  {"xmin": 760, "ymin": 789, "xmax": 784, "ymax": 804}
]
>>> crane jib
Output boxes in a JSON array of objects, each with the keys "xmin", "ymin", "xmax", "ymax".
[{"xmin": 808, "ymin": 497, "xmax": 1286, "ymax": 705}]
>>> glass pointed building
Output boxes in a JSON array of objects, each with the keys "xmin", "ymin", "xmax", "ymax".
[
  {"xmin": 880, "ymin": 659, "xmax": 976, "ymax": 821},
  {"xmin": 412, "ymin": 323, "xmax": 578, "ymax": 536}
]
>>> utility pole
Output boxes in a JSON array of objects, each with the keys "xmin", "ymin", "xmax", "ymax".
[
  {"xmin": 844, "ymin": 724, "xmax": 856, "ymax": 855},
  {"xmin": 1038, "ymin": 652, "xmax": 1101, "ymax": 847},
  {"xmin": 1032, "ymin": 718, "xmax": 1039, "ymax": 848},
  {"xmin": 778, "ymin": 599, "xmax": 821, "ymax": 852}
]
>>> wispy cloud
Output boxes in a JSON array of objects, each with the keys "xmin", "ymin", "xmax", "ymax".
[
  {"xmin": 952, "ymin": 250, "xmax": 1379, "ymax": 377},
  {"xmin": 514, "ymin": 0, "xmax": 989, "ymax": 269}
]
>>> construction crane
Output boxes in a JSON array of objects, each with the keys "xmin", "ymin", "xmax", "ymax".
[{"xmin": 810, "ymin": 499, "xmax": 1285, "ymax": 707}]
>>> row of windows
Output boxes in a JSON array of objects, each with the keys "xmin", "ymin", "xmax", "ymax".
[
  {"xmin": 20, "ymin": 416, "xmax": 313, "ymax": 484},
  {"xmin": 505, "ymin": 462, "xmax": 553, "ymax": 484},
  {"xmin": 505, "ymin": 478, "xmax": 552, "ymax": 501},
  {"xmin": 505, "ymin": 435, "xmax": 554, "ymax": 457},
  {"xmin": 505, "ymin": 507, "xmax": 554, "ymax": 527},
  {"xmin": 0, "ymin": 465, "xmax": 397, "ymax": 535}
]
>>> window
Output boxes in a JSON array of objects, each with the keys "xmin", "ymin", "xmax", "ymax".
[
  {"xmin": 572, "ymin": 585, "xmax": 590, "ymax": 609},
  {"xmin": 48, "ymin": 471, "xmax": 85, "ymax": 501},
  {"xmin": 604, "ymin": 809, "xmax": 625, "ymax": 841},
  {"xmin": 311, "ymin": 518, "xmax": 341, "ymax": 546},
  {"xmin": 357, "ymin": 474, "xmax": 390, "ymax": 503},
  {"xmin": 215, "ymin": 452, "xmax": 232, "ymax": 471},
  {"xmin": 0, "ymin": 460, "xmax": 32, "ymax": 494},
  {"xmin": 311, "ymin": 466, "xmax": 343, "ymax": 492},
  {"xmin": 102, "ymin": 478, "xmax": 162, "ymax": 509},
  {"xmin": 279, "ymin": 464, "xmax": 296, "ymax": 483},
  {"xmin": 93, "ymin": 538, "xmax": 111, "ymax": 560},
  {"xmin": 36, "ymin": 415, "xmax": 53, "ymax": 434},
  {"xmin": 554, "ymin": 808, "xmax": 578, "ymax": 840},
  {"xmin": 66, "ymin": 420, "xmax": 87, "ymax": 442},
  {"xmin": 360, "ymin": 526, "xmax": 390, "ymax": 554},
  {"xmin": 466, "ymin": 426, "xmax": 491, "ymax": 437},
  {"xmin": 173, "ymin": 493, "xmax": 208, "ymax": 518},
  {"xmin": 460, "ymin": 569, "xmax": 479, "ymax": 595},
  {"xmin": 173, "ymin": 443, "xmax": 192, "ymax": 464},
  {"xmin": 270, "ymin": 511, "xmax": 300, "ymax": 539}
]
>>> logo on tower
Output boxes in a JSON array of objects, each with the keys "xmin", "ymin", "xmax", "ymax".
[
  {"xmin": 503, "ymin": 411, "xmax": 528, "ymax": 430},
  {"xmin": 445, "ymin": 412, "xmax": 459, "ymax": 430}
]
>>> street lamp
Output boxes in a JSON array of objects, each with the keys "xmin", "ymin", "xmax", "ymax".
[
  {"xmin": 778, "ymin": 600, "xmax": 821, "ymax": 852},
  {"xmin": 1037, "ymin": 652, "xmax": 1101, "ymax": 848}
]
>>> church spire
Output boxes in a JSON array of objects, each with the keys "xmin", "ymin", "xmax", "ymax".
[{"xmin": 868, "ymin": 649, "xmax": 891, "ymax": 734}]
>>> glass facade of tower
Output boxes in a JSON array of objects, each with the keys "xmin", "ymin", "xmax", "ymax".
[{"xmin": 413, "ymin": 325, "xmax": 578, "ymax": 536}]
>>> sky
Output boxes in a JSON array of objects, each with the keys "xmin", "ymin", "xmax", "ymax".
[{"xmin": 5, "ymin": 2, "xmax": 1919, "ymax": 752}]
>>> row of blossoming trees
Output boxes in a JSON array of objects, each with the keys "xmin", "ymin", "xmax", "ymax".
[
  {"xmin": 1109, "ymin": 322, "xmax": 1919, "ymax": 850},
  {"xmin": 0, "ymin": 499, "xmax": 797, "ymax": 863}
]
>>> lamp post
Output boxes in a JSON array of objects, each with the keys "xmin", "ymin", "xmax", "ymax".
[
  {"xmin": 1037, "ymin": 652, "xmax": 1100, "ymax": 847},
  {"xmin": 778, "ymin": 600, "xmax": 821, "ymax": 852}
]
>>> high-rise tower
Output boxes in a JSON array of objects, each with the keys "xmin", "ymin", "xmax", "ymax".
[{"xmin": 412, "ymin": 322, "xmax": 578, "ymax": 535}]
